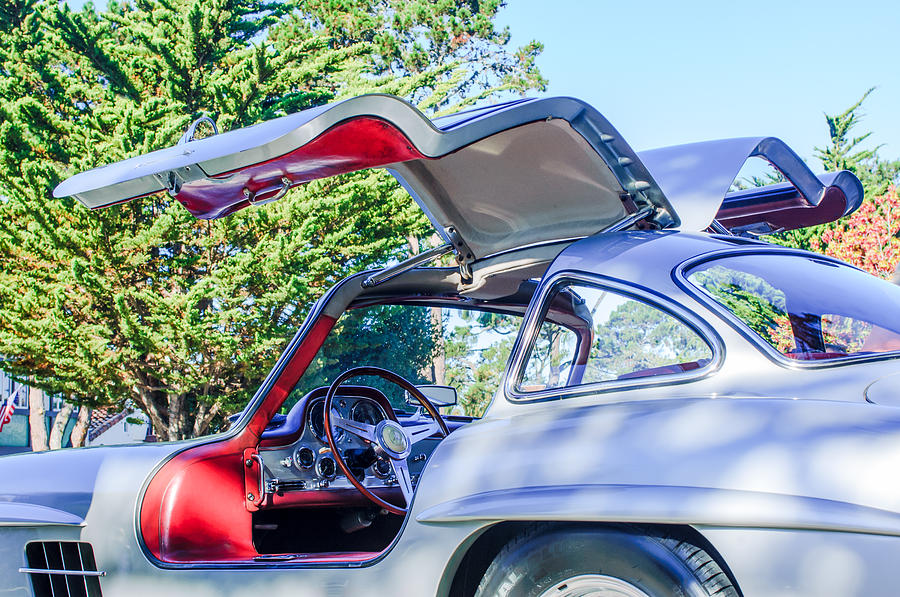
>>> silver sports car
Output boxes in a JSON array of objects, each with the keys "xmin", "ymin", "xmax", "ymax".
[{"xmin": 4, "ymin": 93, "xmax": 898, "ymax": 597}]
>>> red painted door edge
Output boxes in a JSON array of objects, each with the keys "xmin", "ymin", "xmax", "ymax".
[{"xmin": 140, "ymin": 316, "xmax": 338, "ymax": 562}]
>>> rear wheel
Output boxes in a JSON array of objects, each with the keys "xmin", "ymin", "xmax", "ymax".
[{"xmin": 474, "ymin": 525, "xmax": 738, "ymax": 597}]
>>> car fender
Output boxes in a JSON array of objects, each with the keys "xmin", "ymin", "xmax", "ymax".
[{"xmin": 411, "ymin": 396, "xmax": 900, "ymax": 537}]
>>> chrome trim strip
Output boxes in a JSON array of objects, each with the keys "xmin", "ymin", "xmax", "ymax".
[
  {"xmin": 503, "ymin": 270, "xmax": 723, "ymax": 404},
  {"xmin": 19, "ymin": 568, "xmax": 107, "ymax": 577},
  {"xmin": 0, "ymin": 503, "xmax": 85, "ymax": 527},
  {"xmin": 673, "ymin": 247, "xmax": 900, "ymax": 370}
]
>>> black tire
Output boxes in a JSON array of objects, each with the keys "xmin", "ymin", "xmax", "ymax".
[{"xmin": 474, "ymin": 524, "xmax": 739, "ymax": 597}]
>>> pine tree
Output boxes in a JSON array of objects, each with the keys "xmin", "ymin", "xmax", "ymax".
[
  {"xmin": 773, "ymin": 89, "xmax": 900, "ymax": 251},
  {"xmin": 0, "ymin": 0, "xmax": 545, "ymax": 441}
]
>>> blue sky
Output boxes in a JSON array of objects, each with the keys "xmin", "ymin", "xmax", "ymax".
[
  {"xmin": 497, "ymin": 0, "xmax": 900, "ymax": 172},
  {"xmin": 64, "ymin": 0, "xmax": 898, "ymax": 172}
]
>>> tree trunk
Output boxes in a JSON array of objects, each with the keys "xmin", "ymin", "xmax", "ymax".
[
  {"xmin": 192, "ymin": 401, "xmax": 221, "ymax": 438},
  {"xmin": 69, "ymin": 405, "xmax": 92, "ymax": 448},
  {"xmin": 28, "ymin": 385, "xmax": 48, "ymax": 452},
  {"xmin": 167, "ymin": 392, "xmax": 185, "ymax": 440},
  {"xmin": 48, "ymin": 401, "xmax": 74, "ymax": 449},
  {"xmin": 132, "ymin": 385, "xmax": 168, "ymax": 441},
  {"xmin": 430, "ymin": 307, "xmax": 445, "ymax": 385}
]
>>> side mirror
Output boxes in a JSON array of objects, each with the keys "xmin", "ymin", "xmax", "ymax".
[{"xmin": 406, "ymin": 385, "xmax": 457, "ymax": 408}]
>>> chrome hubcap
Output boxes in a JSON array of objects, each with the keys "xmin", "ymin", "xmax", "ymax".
[{"xmin": 537, "ymin": 574, "xmax": 651, "ymax": 597}]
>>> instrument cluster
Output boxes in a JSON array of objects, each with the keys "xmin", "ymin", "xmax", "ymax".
[{"xmin": 259, "ymin": 396, "xmax": 395, "ymax": 493}]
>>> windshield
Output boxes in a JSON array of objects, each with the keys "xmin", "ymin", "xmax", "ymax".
[
  {"xmin": 285, "ymin": 303, "xmax": 522, "ymax": 417},
  {"xmin": 687, "ymin": 252, "xmax": 900, "ymax": 360}
]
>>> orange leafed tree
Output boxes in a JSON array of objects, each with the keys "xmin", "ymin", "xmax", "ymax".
[{"xmin": 810, "ymin": 186, "xmax": 900, "ymax": 279}]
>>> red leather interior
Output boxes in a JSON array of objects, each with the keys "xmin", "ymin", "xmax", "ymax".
[
  {"xmin": 261, "ymin": 552, "xmax": 378, "ymax": 563},
  {"xmin": 174, "ymin": 118, "xmax": 427, "ymax": 219},
  {"xmin": 717, "ymin": 185, "xmax": 850, "ymax": 233},
  {"xmin": 264, "ymin": 487, "xmax": 404, "ymax": 510},
  {"xmin": 617, "ymin": 360, "xmax": 703, "ymax": 380},
  {"xmin": 783, "ymin": 351, "xmax": 849, "ymax": 361},
  {"xmin": 140, "ymin": 315, "xmax": 337, "ymax": 563}
]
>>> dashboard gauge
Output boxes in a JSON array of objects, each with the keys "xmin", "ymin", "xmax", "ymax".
[
  {"xmin": 373, "ymin": 456, "xmax": 392, "ymax": 479},
  {"xmin": 316, "ymin": 455, "xmax": 337, "ymax": 480},
  {"xmin": 350, "ymin": 400, "xmax": 385, "ymax": 426},
  {"xmin": 293, "ymin": 446, "xmax": 315, "ymax": 469},
  {"xmin": 308, "ymin": 400, "xmax": 342, "ymax": 444}
]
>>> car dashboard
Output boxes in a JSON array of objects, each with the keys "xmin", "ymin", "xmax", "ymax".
[{"xmin": 256, "ymin": 386, "xmax": 443, "ymax": 507}]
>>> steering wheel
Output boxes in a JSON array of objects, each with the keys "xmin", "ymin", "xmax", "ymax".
[{"xmin": 323, "ymin": 366, "xmax": 449, "ymax": 516}]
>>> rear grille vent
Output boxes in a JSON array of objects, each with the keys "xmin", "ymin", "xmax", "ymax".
[{"xmin": 22, "ymin": 541, "xmax": 104, "ymax": 597}]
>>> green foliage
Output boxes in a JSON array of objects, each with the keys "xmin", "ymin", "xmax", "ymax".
[
  {"xmin": 774, "ymin": 89, "xmax": 900, "ymax": 251},
  {"xmin": 290, "ymin": 305, "xmax": 519, "ymax": 417},
  {"xmin": 0, "ymin": 0, "xmax": 544, "ymax": 439},
  {"xmin": 586, "ymin": 301, "xmax": 709, "ymax": 382},
  {"xmin": 689, "ymin": 265, "xmax": 791, "ymax": 351},
  {"xmin": 289, "ymin": 304, "xmax": 438, "ymax": 410},
  {"xmin": 522, "ymin": 285, "xmax": 710, "ymax": 390},
  {"xmin": 443, "ymin": 310, "xmax": 518, "ymax": 417}
]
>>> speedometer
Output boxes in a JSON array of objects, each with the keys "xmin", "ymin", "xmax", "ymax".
[
  {"xmin": 308, "ymin": 400, "xmax": 343, "ymax": 443},
  {"xmin": 350, "ymin": 400, "xmax": 385, "ymax": 426}
]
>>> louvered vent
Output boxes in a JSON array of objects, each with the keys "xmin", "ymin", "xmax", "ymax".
[{"xmin": 22, "ymin": 541, "xmax": 104, "ymax": 597}]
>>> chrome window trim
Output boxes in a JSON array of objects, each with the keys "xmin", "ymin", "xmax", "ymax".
[
  {"xmin": 674, "ymin": 247, "xmax": 900, "ymax": 370},
  {"xmin": 504, "ymin": 270, "xmax": 724, "ymax": 404}
]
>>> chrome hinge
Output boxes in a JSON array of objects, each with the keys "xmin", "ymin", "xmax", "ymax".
[
  {"xmin": 153, "ymin": 165, "xmax": 207, "ymax": 197},
  {"xmin": 445, "ymin": 227, "xmax": 474, "ymax": 284}
]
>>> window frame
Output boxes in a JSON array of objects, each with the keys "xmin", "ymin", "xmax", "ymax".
[
  {"xmin": 675, "ymin": 247, "xmax": 900, "ymax": 369},
  {"xmin": 505, "ymin": 270, "xmax": 722, "ymax": 404}
]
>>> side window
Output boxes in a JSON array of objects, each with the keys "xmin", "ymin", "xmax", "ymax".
[
  {"xmin": 686, "ymin": 253, "xmax": 900, "ymax": 361},
  {"xmin": 518, "ymin": 282, "xmax": 713, "ymax": 392},
  {"xmin": 688, "ymin": 264, "xmax": 794, "ymax": 352}
]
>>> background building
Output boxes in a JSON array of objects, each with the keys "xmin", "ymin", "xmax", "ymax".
[{"xmin": 0, "ymin": 369, "xmax": 151, "ymax": 454}]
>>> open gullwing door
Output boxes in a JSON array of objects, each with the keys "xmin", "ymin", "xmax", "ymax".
[
  {"xmin": 55, "ymin": 94, "xmax": 862, "ymax": 261},
  {"xmin": 638, "ymin": 137, "xmax": 864, "ymax": 236},
  {"xmin": 53, "ymin": 94, "xmax": 677, "ymax": 261}
]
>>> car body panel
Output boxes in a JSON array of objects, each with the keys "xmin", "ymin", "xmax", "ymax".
[
  {"xmin": 638, "ymin": 137, "xmax": 864, "ymax": 233},
  {"xmin": 0, "ymin": 504, "xmax": 84, "ymax": 527},
  {"xmin": 698, "ymin": 527, "xmax": 900, "ymax": 596},
  {"xmin": 415, "ymin": 484, "xmax": 900, "ymax": 538},
  {"xmin": 412, "ymin": 396, "xmax": 900, "ymax": 534}
]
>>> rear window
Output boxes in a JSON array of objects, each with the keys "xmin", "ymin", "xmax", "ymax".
[{"xmin": 686, "ymin": 253, "xmax": 900, "ymax": 361}]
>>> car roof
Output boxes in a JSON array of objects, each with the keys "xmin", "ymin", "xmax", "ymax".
[{"xmin": 543, "ymin": 230, "xmax": 762, "ymax": 288}]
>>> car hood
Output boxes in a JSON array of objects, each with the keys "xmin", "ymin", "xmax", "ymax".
[
  {"xmin": 53, "ymin": 94, "xmax": 677, "ymax": 260},
  {"xmin": 0, "ymin": 442, "xmax": 183, "ymax": 526}
]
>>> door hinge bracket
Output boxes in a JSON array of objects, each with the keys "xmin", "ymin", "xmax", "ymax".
[{"xmin": 446, "ymin": 227, "xmax": 474, "ymax": 284}]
